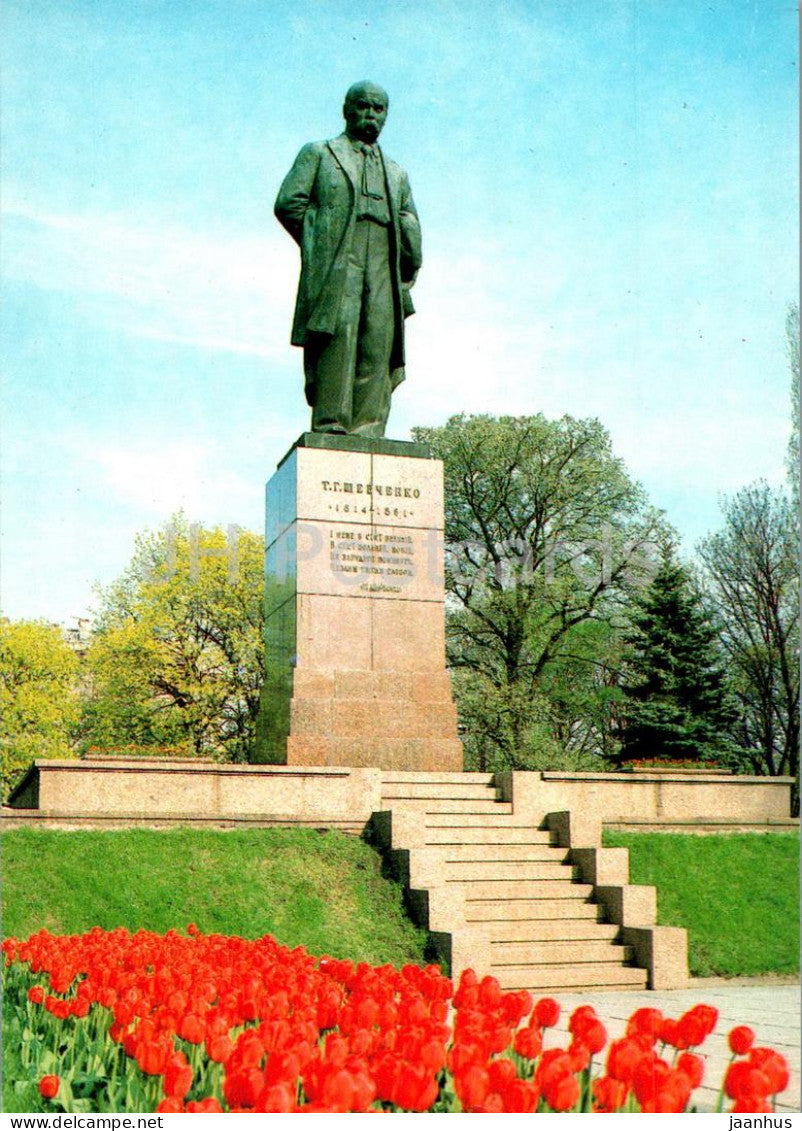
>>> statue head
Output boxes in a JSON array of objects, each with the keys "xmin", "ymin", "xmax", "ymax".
[{"xmin": 343, "ymin": 81, "xmax": 389, "ymax": 144}]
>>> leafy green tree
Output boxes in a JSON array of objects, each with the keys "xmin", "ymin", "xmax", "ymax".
[
  {"xmin": 616, "ymin": 547, "xmax": 739, "ymax": 766},
  {"xmin": 83, "ymin": 517, "xmax": 265, "ymax": 761},
  {"xmin": 411, "ymin": 414, "xmax": 665, "ymax": 770},
  {"xmin": 698, "ymin": 484, "xmax": 799, "ymax": 790},
  {"xmin": 0, "ymin": 620, "xmax": 81, "ymax": 799},
  {"xmin": 537, "ymin": 618, "xmax": 627, "ymax": 764}
]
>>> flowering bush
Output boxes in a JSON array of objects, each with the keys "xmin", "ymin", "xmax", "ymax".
[{"xmin": 2, "ymin": 927, "xmax": 790, "ymax": 1113}]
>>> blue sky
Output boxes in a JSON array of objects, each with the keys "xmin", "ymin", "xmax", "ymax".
[{"xmin": 2, "ymin": 0, "xmax": 798, "ymax": 623}]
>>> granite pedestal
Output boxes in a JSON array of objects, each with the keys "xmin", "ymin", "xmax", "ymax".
[{"xmin": 254, "ymin": 434, "xmax": 463, "ymax": 770}]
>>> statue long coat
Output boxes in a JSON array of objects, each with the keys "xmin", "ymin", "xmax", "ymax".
[{"xmin": 274, "ymin": 133, "xmax": 422, "ymax": 387}]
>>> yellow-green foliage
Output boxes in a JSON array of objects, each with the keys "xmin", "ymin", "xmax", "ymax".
[
  {"xmin": 83, "ymin": 517, "xmax": 265, "ymax": 761},
  {"xmin": 0, "ymin": 620, "xmax": 80, "ymax": 799}
]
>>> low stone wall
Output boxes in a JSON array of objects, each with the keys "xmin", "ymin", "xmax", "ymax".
[
  {"xmin": 497, "ymin": 770, "xmax": 794, "ymax": 826},
  {"xmin": 7, "ymin": 760, "xmax": 384, "ymax": 828},
  {"xmin": 4, "ymin": 761, "xmax": 794, "ymax": 832}
]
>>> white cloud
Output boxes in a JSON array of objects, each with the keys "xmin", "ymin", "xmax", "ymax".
[
  {"xmin": 397, "ymin": 240, "xmax": 565, "ymax": 425},
  {"xmin": 91, "ymin": 439, "xmax": 256, "ymax": 520},
  {"xmin": 3, "ymin": 194, "xmax": 297, "ymax": 359}
]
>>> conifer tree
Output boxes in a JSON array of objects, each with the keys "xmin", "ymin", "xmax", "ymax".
[{"xmin": 617, "ymin": 547, "xmax": 738, "ymax": 765}]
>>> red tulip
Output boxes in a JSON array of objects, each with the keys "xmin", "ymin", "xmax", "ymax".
[
  {"xmin": 186, "ymin": 1097, "xmax": 223, "ymax": 1113},
  {"xmin": 732, "ymin": 1097, "xmax": 773, "ymax": 1113},
  {"xmin": 206, "ymin": 1033, "xmax": 234, "ymax": 1063},
  {"xmin": 156, "ymin": 1098, "xmax": 183, "ymax": 1113},
  {"xmin": 633, "ymin": 1053, "xmax": 670, "ymax": 1106},
  {"xmin": 537, "ymin": 1049, "xmax": 574, "ymax": 1090},
  {"xmin": 569, "ymin": 1005, "xmax": 598, "ymax": 1033},
  {"xmin": 749, "ymin": 1048, "xmax": 790, "ymax": 1095},
  {"xmin": 475, "ymin": 1090, "xmax": 504, "ymax": 1112},
  {"xmin": 593, "ymin": 1075, "xmax": 628, "ymax": 1112},
  {"xmin": 502, "ymin": 1077, "xmax": 539, "ymax": 1113},
  {"xmin": 455, "ymin": 1064, "xmax": 490, "ymax": 1109},
  {"xmin": 514, "ymin": 1024, "xmax": 542, "ymax": 1060},
  {"xmin": 544, "ymin": 1073, "xmax": 580, "ymax": 1111},
  {"xmin": 725, "ymin": 1062, "xmax": 772, "ymax": 1102},
  {"xmin": 164, "ymin": 1053, "xmax": 193, "ymax": 1100},
  {"xmin": 259, "ymin": 1082, "xmax": 297, "ymax": 1112},
  {"xmin": 627, "ymin": 1007, "xmax": 663, "ymax": 1042},
  {"xmin": 677, "ymin": 1051, "xmax": 705, "ymax": 1089},
  {"xmin": 38, "ymin": 1075, "xmax": 59, "ymax": 1099},
  {"xmin": 574, "ymin": 1017, "xmax": 607, "ymax": 1055},
  {"xmin": 568, "ymin": 1039, "xmax": 591, "ymax": 1073},
  {"xmin": 607, "ymin": 1036, "xmax": 648, "ymax": 1083},
  {"xmin": 224, "ymin": 1067, "xmax": 264, "ymax": 1109},
  {"xmin": 728, "ymin": 1025, "xmax": 756, "ymax": 1056},
  {"xmin": 178, "ymin": 1013, "xmax": 205, "ymax": 1043},
  {"xmin": 533, "ymin": 996, "xmax": 560, "ymax": 1028}
]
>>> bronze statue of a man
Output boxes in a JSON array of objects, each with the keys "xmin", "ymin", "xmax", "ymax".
[{"xmin": 274, "ymin": 82, "xmax": 422, "ymax": 438}]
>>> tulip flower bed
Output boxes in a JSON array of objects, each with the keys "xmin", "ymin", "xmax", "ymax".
[{"xmin": 2, "ymin": 926, "xmax": 791, "ymax": 1114}]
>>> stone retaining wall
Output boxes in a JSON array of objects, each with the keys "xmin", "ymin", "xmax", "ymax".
[{"xmin": 4, "ymin": 761, "xmax": 795, "ymax": 831}]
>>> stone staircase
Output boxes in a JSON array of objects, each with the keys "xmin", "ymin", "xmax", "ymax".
[{"xmin": 374, "ymin": 772, "xmax": 686, "ymax": 993}]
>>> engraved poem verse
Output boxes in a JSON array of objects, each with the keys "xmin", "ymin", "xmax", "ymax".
[{"xmin": 329, "ymin": 529, "xmax": 415, "ymax": 594}]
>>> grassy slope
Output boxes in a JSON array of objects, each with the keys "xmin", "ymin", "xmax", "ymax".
[
  {"xmin": 3, "ymin": 828, "xmax": 798, "ymax": 978},
  {"xmin": 604, "ymin": 831, "xmax": 800, "ymax": 977},
  {"xmin": 0, "ymin": 827, "xmax": 429, "ymax": 967}
]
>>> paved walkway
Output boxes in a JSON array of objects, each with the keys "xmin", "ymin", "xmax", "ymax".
[{"xmin": 542, "ymin": 979, "xmax": 800, "ymax": 1113}]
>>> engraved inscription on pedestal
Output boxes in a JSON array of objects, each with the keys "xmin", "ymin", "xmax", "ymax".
[
  {"xmin": 329, "ymin": 528, "xmax": 415, "ymax": 595},
  {"xmin": 297, "ymin": 453, "xmax": 445, "ymax": 531}
]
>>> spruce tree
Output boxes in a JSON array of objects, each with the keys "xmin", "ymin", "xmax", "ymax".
[{"xmin": 617, "ymin": 548, "xmax": 737, "ymax": 766}]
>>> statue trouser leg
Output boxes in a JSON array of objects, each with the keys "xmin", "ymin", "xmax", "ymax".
[
  {"xmin": 306, "ymin": 319, "xmax": 357, "ymax": 434},
  {"xmin": 308, "ymin": 220, "xmax": 393, "ymax": 436},
  {"xmin": 350, "ymin": 221, "xmax": 394, "ymax": 438}
]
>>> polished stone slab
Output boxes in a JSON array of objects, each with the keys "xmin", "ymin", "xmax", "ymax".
[
  {"xmin": 255, "ymin": 436, "xmax": 462, "ymax": 770},
  {"xmin": 278, "ymin": 431, "xmax": 431, "ymax": 468}
]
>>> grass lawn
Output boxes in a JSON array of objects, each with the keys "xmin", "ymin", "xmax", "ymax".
[
  {"xmin": 0, "ymin": 827, "xmax": 429, "ymax": 967},
  {"xmin": 3, "ymin": 827, "xmax": 798, "ymax": 979},
  {"xmin": 604, "ymin": 831, "xmax": 800, "ymax": 977}
]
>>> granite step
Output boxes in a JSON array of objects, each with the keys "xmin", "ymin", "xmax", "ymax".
[
  {"xmin": 454, "ymin": 879, "xmax": 594, "ymax": 899},
  {"xmin": 443, "ymin": 860, "xmax": 576, "ymax": 881},
  {"xmin": 419, "ymin": 812, "xmax": 536, "ymax": 827},
  {"xmin": 484, "ymin": 919, "xmax": 621, "ymax": 943},
  {"xmin": 382, "ymin": 772, "xmax": 495, "ymax": 785},
  {"xmin": 381, "ymin": 783, "xmax": 500, "ymax": 801},
  {"xmin": 489, "ymin": 940, "xmax": 634, "ymax": 965},
  {"xmin": 433, "ymin": 843, "xmax": 569, "ymax": 861},
  {"xmin": 397, "ymin": 799, "xmax": 513, "ymax": 814},
  {"xmin": 493, "ymin": 963, "xmax": 649, "ymax": 992},
  {"xmin": 465, "ymin": 898, "xmax": 602, "ymax": 922},
  {"xmin": 423, "ymin": 826, "xmax": 553, "ymax": 844}
]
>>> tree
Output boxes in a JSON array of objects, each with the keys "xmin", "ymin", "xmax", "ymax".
[
  {"xmin": 616, "ymin": 546, "xmax": 739, "ymax": 765},
  {"xmin": 698, "ymin": 483, "xmax": 799, "ymax": 790},
  {"xmin": 411, "ymin": 414, "xmax": 665, "ymax": 770},
  {"xmin": 83, "ymin": 517, "xmax": 265, "ymax": 761},
  {"xmin": 0, "ymin": 620, "xmax": 81, "ymax": 799},
  {"xmin": 696, "ymin": 307, "xmax": 800, "ymax": 811}
]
